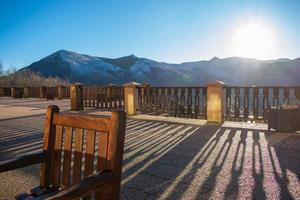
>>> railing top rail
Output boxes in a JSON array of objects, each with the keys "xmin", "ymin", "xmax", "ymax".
[
  {"xmin": 147, "ymin": 86, "xmax": 206, "ymax": 89},
  {"xmin": 225, "ymin": 86, "xmax": 300, "ymax": 88},
  {"xmin": 82, "ymin": 85, "xmax": 123, "ymax": 87}
]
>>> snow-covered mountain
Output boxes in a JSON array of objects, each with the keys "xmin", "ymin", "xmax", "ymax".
[{"xmin": 19, "ymin": 50, "xmax": 300, "ymax": 86}]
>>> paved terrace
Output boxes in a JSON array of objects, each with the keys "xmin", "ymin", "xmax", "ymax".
[{"xmin": 0, "ymin": 97, "xmax": 299, "ymax": 200}]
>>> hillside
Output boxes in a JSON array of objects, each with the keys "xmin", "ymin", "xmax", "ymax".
[{"xmin": 19, "ymin": 50, "xmax": 300, "ymax": 86}]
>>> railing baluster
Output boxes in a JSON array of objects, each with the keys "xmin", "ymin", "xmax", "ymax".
[
  {"xmin": 202, "ymin": 87, "xmax": 207, "ymax": 118},
  {"xmin": 243, "ymin": 87, "xmax": 249, "ymax": 121},
  {"xmin": 283, "ymin": 87, "xmax": 290, "ymax": 105},
  {"xmin": 174, "ymin": 88, "xmax": 178, "ymax": 117},
  {"xmin": 234, "ymin": 87, "xmax": 240, "ymax": 120},
  {"xmin": 194, "ymin": 88, "xmax": 200, "ymax": 119},
  {"xmin": 166, "ymin": 88, "xmax": 172, "ymax": 115},
  {"xmin": 253, "ymin": 87, "xmax": 259, "ymax": 120},
  {"xmin": 225, "ymin": 87, "xmax": 231, "ymax": 120},
  {"xmin": 262, "ymin": 87, "xmax": 269, "ymax": 121},
  {"xmin": 187, "ymin": 88, "xmax": 192, "ymax": 118},
  {"xmin": 180, "ymin": 88, "xmax": 185, "ymax": 117}
]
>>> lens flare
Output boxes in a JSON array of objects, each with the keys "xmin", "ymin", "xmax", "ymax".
[{"xmin": 233, "ymin": 22, "xmax": 276, "ymax": 59}]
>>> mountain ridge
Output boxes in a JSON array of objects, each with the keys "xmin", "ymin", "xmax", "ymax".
[{"xmin": 19, "ymin": 50, "xmax": 300, "ymax": 86}]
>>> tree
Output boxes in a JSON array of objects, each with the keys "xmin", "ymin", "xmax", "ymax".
[
  {"xmin": 0, "ymin": 69, "xmax": 69, "ymax": 87},
  {"xmin": 0, "ymin": 60, "xmax": 3, "ymax": 76}
]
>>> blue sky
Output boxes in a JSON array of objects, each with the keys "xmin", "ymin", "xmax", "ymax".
[{"xmin": 0, "ymin": 0, "xmax": 300, "ymax": 69}]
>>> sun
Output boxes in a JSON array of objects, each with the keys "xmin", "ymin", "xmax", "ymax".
[{"xmin": 233, "ymin": 22, "xmax": 276, "ymax": 59}]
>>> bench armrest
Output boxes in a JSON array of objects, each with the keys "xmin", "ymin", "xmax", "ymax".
[
  {"xmin": 0, "ymin": 152, "xmax": 47, "ymax": 173},
  {"xmin": 45, "ymin": 171, "xmax": 113, "ymax": 200}
]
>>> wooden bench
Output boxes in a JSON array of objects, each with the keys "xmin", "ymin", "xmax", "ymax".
[{"xmin": 0, "ymin": 105, "xmax": 126, "ymax": 200}]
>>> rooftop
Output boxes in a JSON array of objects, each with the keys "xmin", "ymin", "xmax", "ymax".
[{"xmin": 0, "ymin": 98, "xmax": 299, "ymax": 199}]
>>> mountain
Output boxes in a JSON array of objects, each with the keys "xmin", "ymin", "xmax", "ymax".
[{"xmin": 19, "ymin": 50, "xmax": 300, "ymax": 86}]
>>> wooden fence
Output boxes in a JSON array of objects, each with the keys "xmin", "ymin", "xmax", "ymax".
[
  {"xmin": 82, "ymin": 86, "xmax": 124, "ymax": 109},
  {"xmin": 2, "ymin": 84, "xmax": 300, "ymax": 122},
  {"xmin": 27, "ymin": 87, "xmax": 40, "ymax": 98},
  {"xmin": 1, "ymin": 88, "xmax": 12, "ymax": 96},
  {"xmin": 225, "ymin": 86, "xmax": 300, "ymax": 121},
  {"xmin": 0, "ymin": 86, "xmax": 70, "ymax": 99},
  {"xmin": 137, "ymin": 87, "xmax": 207, "ymax": 118}
]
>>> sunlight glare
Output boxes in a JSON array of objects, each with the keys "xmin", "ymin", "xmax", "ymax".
[{"xmin": 233, "ymin": 22, "xmax": 276, "ymax": 59}]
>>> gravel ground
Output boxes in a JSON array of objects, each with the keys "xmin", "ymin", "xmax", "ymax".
[{"xmin": 0, "ymin": 98, "xmax": 299, "ymax": 200}]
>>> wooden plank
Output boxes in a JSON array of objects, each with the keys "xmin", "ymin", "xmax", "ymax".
[
  {"xmin": 0, "ymin": 152, "xmax": 47, "ymax": 173},
  {"xmin": 40, "ymin": 105, "xmax": 59, "ymax": 188},
  {"xmin": 83, "ymin": 130, "xmax": 96, "ymax": 200},
  {"xmin": 106, "ymin": 110, "xmax": 126, "ymax": 199},
  {"xmin": 62, "ymin": 127, "xmax": 73, "ymax": 188},
  {"xmin": 97, "ymin": 132, "xmax": 108, "ymax": 171},
  {"xmin": 51, "ymin": 125, "xmax": 63, "ymax": 189},
  {"xmin": 84, "ymin": 130, "xmax": 95, "ymax": 177},
  {"xmin": 53, "ymin": 113, "xmax": 110, "ymax": 132},
  {"xmin": 73, "ymin": 128, "xmax": 84, "ymax": 185},
  {"xmin": 95, "ymin": 132, "xmax": 109, "ymax": 199},
  {"xmin": 43, "ymin": 171, "xmax": 112, "ymax": 200}
]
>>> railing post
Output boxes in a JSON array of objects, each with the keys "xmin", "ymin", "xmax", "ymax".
[
  {"xmin": 24, "ymin": 87, "xmax": 29, "ymax": 98},
  {"xmin": 123, "ymin": 82, "xmax": 141, "ymax": 115},
  {"xmin": 70, "ymin": 84, "xmax": 83, "ymax": 111},
  {"xmin": 57, "ymin": 86, "xmax": 63, "ymax": 99},
  {"xmin": 11, "ymin": 87, "xmax": 16, "ymax": 98},
  {"xmin": 40, "ymin": 86, "xmax": 46, "ymax": 99},
  {"xmin": 207, "ymin": 81, "xmax": 226, "ymax": 123}
]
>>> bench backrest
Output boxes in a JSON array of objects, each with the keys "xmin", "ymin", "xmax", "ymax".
[{"xmin": 40, "ymin": 105, "xmax": 126, "ymax": 199}]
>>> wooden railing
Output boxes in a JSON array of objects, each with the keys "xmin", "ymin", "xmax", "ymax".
[
  {"xmin": 0, "ymin": 87, "xmax": 11, "ymax": 96},
  {"xmin": 3, "ymin": 84, "xmax": 300, "ymax": 123},
  {"xmin": 60, "ymin": 86, "xmax": 70, "ymax": 98},
  {"xmin": 137, "ymin": 87, "xmax": 207, "ymax": 118},
  {"xmin": 27, "ymin": 87, "xmax": 40, "ymax": 98},
  {"xmin": 0, "ymin": 86, "xmax": 70, "ymax": 99},
  {"xmin": 45, "ymin": 87, "xmax": 58, "ymax": 97},
  {"xmin": 225, "ymin": 86, "xmax": 300, "ymax": 121},
  {"xmin": 82, "ymin": 86, "xmax": 124, "ymax": 109}
]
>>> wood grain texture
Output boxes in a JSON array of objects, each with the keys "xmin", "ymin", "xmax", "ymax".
[
  {"xmin": 53, "ymin": 113, "xmax": 110, "ymax": 132},
  {"xmin": 1, "ymin": 106, "xmax": 126, "ymax": 199},
  {"xmin": 73, "ymin": 128, "xmax": 84, "ymax": 185},
  {"xmin": 62, "ymin": 127, "xmax": 73, "ymax": 188}
]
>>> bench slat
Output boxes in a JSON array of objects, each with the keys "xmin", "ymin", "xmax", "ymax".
[
  {"xmin": 72, "ymin": 128, "xmax": 84, "ymax": 185},
  {"xmin": 62, "ymin": 127, "xmax": 73, "ymax": 188},
  {"xmin": 83, "ymin": 130, "xmax": 96, "ymax": 200},
  {"xmin": 53, "ymin": 113, "xmax": 110, "ymax": 132},
  {"xmin": 52, "ymin": 125, "xmax": 63, "ymax": 188}
]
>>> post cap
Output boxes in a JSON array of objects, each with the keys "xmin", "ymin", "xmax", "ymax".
[
  {"xmin": 123, "ymin": 82, "xmax": 142, "ymax": 87},
  {"xmin": 141, "ymin": 83, "xmax": 150, "ymax": 87},
  {"xmin": 207, "ymin": 80, "xmax": 226, "ymax": 87},
  {"xmin": 105, "ymin": 83, "xmax": 119, "ymax": 87},
  {"xmin": 72, "ymin": 83, "xmax": 84, "ymax": 86}
]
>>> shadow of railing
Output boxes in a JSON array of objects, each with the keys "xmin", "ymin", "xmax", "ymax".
[
  {"xmin": 0, "ymin": 116, "xmax": 299, "ymax": 199},
  {"xmin": 122, "ymin": 121, "xmax": 300, "ymax": 199}
]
